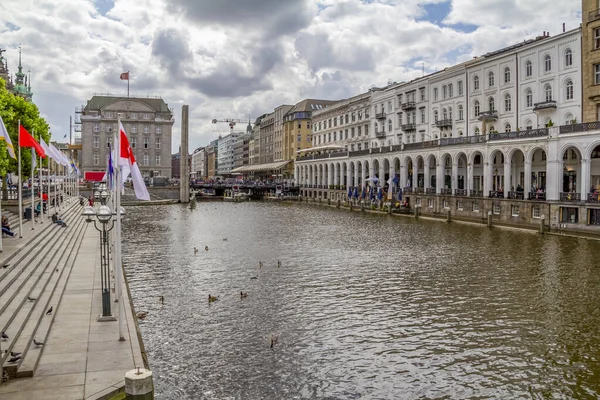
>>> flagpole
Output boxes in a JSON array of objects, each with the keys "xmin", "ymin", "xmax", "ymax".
[
  {"xmin": 18, "ymin": 120, "xmax": 22, "ymax": 238},
  {"xmin": 30, "ymin": 148, "xmax": 34, "ymax": 230},
  {"xmin": 39, "ymin": 155, "xmax": 43, "ymax": 224},
  {"xmin": 115, "ymin": 115, "xmax": 125, "ymax": 341},
  {"xmin": 0, "ymin": 176, "xmax": 3, "ymax": 252},
  {"xmin": 127, "ymin": 71, "xmax": 130, "ymax": 98}
]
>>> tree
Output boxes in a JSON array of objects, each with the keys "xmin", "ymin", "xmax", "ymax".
[{"xmin": 0, "ymin": 78, "xmax": 51, "ymax": 179}]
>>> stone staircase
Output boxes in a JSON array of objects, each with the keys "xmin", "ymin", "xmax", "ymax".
[{"xmin": 0, "ymin": 200, "xmax": 87, "ymax": 379}]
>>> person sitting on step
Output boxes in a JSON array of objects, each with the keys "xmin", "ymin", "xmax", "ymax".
[
  {"xmin": 2, "ymin": 216, "xmax": 15, "ymax": 237},
  {"xmin": 51, "ymin": 213, "xmax": 67, "ymax": 227}
]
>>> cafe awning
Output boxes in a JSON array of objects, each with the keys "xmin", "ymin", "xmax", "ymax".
[{"xmin": 230, "ymin": 160, "xmax": 291, "ymax": 173}]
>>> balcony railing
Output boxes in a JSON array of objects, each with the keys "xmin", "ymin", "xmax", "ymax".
[
  {"xmin": 375, "ymin": 130, "xmax": 386, "ymax": 139},
  {"xmin": 560, "ymin": 192, "xmax": 580, "ymax": 202},
  {"xmin": 470, "ymin": 190, "xmax": 483, "ymax": 197},
  {"xmin": 348, "ymin": 149, "xmax": 371, "ymax": 156},
  {"xmin": 441, "ymin": 188, "xmax": 452, "ymax": 195},
  {"xmin": 508, "ymin": 191, "xmax": 525, "ymax": 200},
  {"xmin": 426, "ymin": 188, "xmax": 436, "ymax": 195},
  {"xmin": 414, "ymin": 187, "xmax": 424, "ymax": 194},
  {"xmin": 401, "ymin": 123, "xmax": 416, "ymax": 131},
  {"xmin": 533, "ymin": 100, "xmax": 557, "ymax": 111},
  {"xmin": 488, "ymin": 128, "xmax": 548, "ymax": 141},
  {"xmin": 403, "ymin": 140, "xmax": 437, "ymax": 150},
  {"xmin": 478, "ymin": 110, "xmax": 498, "ymax": 121},
  {"xmin": 440, "ymin": 135, "xmax": 487, "ymax": 146},
  {"xmin": 489, "ymin": 191, "xmax": 504, "ymax": 198},
  {"xmin": 454, "ymin": 189, "xmax": 467, "ymax": 196},
  {"xmin": 559, "ymin": 121, "xmax": 600, "ymax": 134},
  {"xmin": 401, "ymin": 102, "xmax": 416, "ymax": 111},
  {"xmin": 588, "ymin": 193, "xmax": 600, "ymax": 203},
  {"xmin": 375, "ymin": 112, "xmax": 386, "ymax": 119},
  {"xmin": 403, "ymin": 187, "xmax": 413, "ymax": 194},
  {"xmin": 435, "ymin": 119, "xmax": 453, "ymax": 128},
  {"xmin": 529, "ymin": 191, "xmax": 546, "ymax": 201},
  {"xmin": 590, "ymin": 7, "xmax": 600, "ymax": 22}
]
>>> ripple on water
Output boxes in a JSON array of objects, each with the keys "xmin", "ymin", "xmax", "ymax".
[{"xmin": 122, "ymin": 203, "xmax": 600, "ymax": 399}]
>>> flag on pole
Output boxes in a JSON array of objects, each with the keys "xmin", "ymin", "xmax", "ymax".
[
  {"xmin": 31, "ymin": 148, "xmax": 36, "ymax": 169},
  {"xmin": 0, "ymin": 116, "xmax": 16, "ymax": 159},
  {"xmin": 19, "ymin": 125, "xmax": 46, "ymax": 158},
  {"xmin": 119, "ymin": 122, "xmax": 149, "ymax": 200},
  {"xmin": 119, "ymin": 72, "xmax": 129, "ymax": 80},
  {"xmin": 102, "ymin": 143, "xmax": 115, "ymax": 187}
]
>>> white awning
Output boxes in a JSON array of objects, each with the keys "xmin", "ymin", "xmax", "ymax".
[
  {"xmin": 230, "ymin": 160, "xmax": 291, "ymax": 173},
  {"xmin": 296, "ymin": 144, "xmax": 346, "ymax": 154}
]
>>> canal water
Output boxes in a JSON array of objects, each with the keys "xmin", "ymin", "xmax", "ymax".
[{"xmin": 122, "ymin": 202, "xmax": 600, "ymax": 399}]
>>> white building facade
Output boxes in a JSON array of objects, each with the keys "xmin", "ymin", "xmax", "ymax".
[
  {"xmin": 191, "ymin": 147, "xmax": 205, "ymax": 180},
  {"xmin": 217, "ymin": 132, "xmax": 244, "ymax": 176},
  {"xmin": 296, "ymin": 27, "xmax": 600, "ymax": 231}
]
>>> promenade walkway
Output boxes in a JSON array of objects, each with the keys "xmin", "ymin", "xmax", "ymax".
[{"xmin": 0, "ymin": 197, "xmax": 146, "ymax": 400}]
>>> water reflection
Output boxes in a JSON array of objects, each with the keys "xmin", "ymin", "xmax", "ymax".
[{"xmin": 122, "ymin": 203, "xmax": 600, "ymax": 399}]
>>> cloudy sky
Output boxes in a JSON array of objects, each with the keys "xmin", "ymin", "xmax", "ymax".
[{"xmin": 0, "ymin": 0, "xmax": 581, "ymax": 151}]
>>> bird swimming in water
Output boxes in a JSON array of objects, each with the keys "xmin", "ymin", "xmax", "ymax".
[
  {"xmin": 208, "ymin": 294, "xmax": 218, "ymax": 303},
  {"xmin": 136, "ymin": 311, "xmax": 148, "ymax": 319},
  {"xmin": 240, "ymin": 291, "xmax": 248, "ymax": 298},
  {"xmin": 159, "ymin": 295, "xmax": 164, "ymax": 304},
  {"xmin": 205, "ymin": 246, "xmax": 209, "ymax": 251},
  {"xmin": 277, "ymin": 260, "xmax": 281, "ymax": 268},
  {"xmin": 270, "ymin": 334, "xmax": 278, "ymax": 348},
  {"xmin": 250, "ymin": 276, "xmax": 258, "ymax": 280},
  {"xmin": 259, "ymin": 261, "xmax": 263, "ymax": 269},
  {"xmin": 194, "ymin": 247, "xmax": 198, "ymax": 254},
  {"xmin": 223, "ymin": 238, "xmax": 228, "ymax": 241}
]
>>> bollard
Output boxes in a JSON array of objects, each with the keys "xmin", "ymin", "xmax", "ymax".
[
  {"xmin": 350, "ymin": 202, "xmax": 353, "ymax": 211},
  {"xmin": 388, "ymin": 204, "xmax": 392, "ymax": 215},
  {"xmin": 125, "ymin": 368, "xmax": 154, "ymax": 400},
  {"xmin": 337, "ymin": 199, "xmax": 340, "ymax": 209},
  {"xmin": 446, "ymin": 209, "xmax": 451, "ymax": 223},
  {"xmin": 328, "ymin": 198, "xmax": 331, "ymax": 206},
  {"xmin": 487, "ymin": 210, "xmax": 493, "ymax": 227},
  {"xmin": 540, "ymin": 215, "xmax": 546, "ymax": 234},
  {"xmin": 360, "ymin": 201, "xmax": 364, "ymax": 212},
  {"xmin": 414, "ymin": 206, "xmax": 419, "ymax": 219}
]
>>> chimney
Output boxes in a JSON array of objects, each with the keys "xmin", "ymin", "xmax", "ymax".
[{"xmin": 563, "ymin": 23, "xmax": 565, "ymax": 32}]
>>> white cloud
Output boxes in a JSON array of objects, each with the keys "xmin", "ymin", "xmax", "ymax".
[{"xmin": 0, "ymin": 0, "xmax": 584, "ymax": 151}]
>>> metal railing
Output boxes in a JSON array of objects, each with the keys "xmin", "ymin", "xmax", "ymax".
[
  {"xmin": 559, "ymin": 121, "xmax": 600, "ymax": 134},
  {"xmin": 488, "ymin": 128, "xmax": 548, "ymax": 141},
  {"xmin": 533, "ymin": 100, "xmax": 557, "ymax": 111},
  {"xmin": 470, "ymin": 190, "xmax": 483, "ymax": 197},
  {"xmin": 375, "ymin": 130, "xmax": 386, "ymax": 139},
  {"xmin": 375, "ymin": 112, "xmax": 386, "ymax": 119},
  {"xmin": 560, "ymin": 192, "xmax": 580, "ymax": 202},
  {"xmin": 403, "ymin": 187, "xmax": 413, "ymax": 194},
  {"xmin": 401, "ymin": 102, "xmax": 416, "ymax": 110},
  {"xmin": 426, "ymin": 188, "xmax": 436, "ymax": 194},
  {"xmin": 489, "ymin": 191, "xmax": 504, "ymax": 198},
  {"xmin": 435, "ymin": 119, "xmax": 453, "ymax": 128},
  {"xmin": 404, "ymin": 140, "xmax": 437, "ymax": 150},
  {"xmin": 414, "ymin": 187, "xmax": 424, "ymax": 194},
  {"xmin": 401, "ymin": 123, "xmax": 416, "ymax": 131},
  {"xmin": 529, "ymin": 191, "xmax": 546, "ymax": 201},
  {"xmin": 440, "ymin": 135, "xmax": 487, "ymax": 146},
  {"xmin": 588, "ymin": 193, "xmax": 600, "ymax": 203},
  {"xmin": 478, "ymin": 110, "xmax": 498, "ymax": 121},
  {"xmin": 508, "ymin": 191, "xmax": 525, "ymax": 200},
  {"xmin": 441, "ymin": 188, "xmax": 452, "ymax": 195},
  {"xmin": 454, "ymin": 189, "xmax": 467, "ymax": 196}
]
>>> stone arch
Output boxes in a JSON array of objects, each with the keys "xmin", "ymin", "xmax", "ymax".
[
  {"xmin": 469, "ymin": 150, "xmax": 485, "ymax": 192},
  {"xmin": 426, "ymin": 154, "xmax": 438, "ymax": 189},
  {"xmin": 414, "ymin": 155, "xmax": 425, "ymax": 188},
  {"xmin": 455, "ymin": 151, "xmax": 468, "ymax": 190},
  {"xmin": 382, "ymin": 158, "xmax": 391, "ymax": 183},
  {"xmin": 489, "ymin": 148, "xmax": 506, "ymax": 191},
  {"xmin": 560, "ymin": 145, "xmax": 583, "ymax": 195},
  {"xmin": 372, "ymin": 158, "xmax": 380, "ymax": 179}
]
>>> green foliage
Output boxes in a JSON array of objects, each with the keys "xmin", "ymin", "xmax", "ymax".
[{"xmin": 0, "ymin": 78, "xmax": 51, "ymax": 178}]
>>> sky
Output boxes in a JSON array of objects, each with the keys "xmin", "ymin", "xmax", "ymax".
[{"xmin": 0, "ymin": 0, "xmax": 582, "ymax": 152}]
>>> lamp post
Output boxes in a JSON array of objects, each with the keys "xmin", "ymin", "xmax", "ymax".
[{"xmin": 82, "ymin": 204, "xmax": 121, "ymax": 321}]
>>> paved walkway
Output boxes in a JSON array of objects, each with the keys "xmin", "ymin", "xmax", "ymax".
[{"xmin": 0, "ymin": 207, "xmax": 145, "ymax": 400}]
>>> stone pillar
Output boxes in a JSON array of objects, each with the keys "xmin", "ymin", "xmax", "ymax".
[
  {"xmin": 539, "ymin": 215, "xmax": 546, "ymax": 234},
  {"xmin": 334, "ymin": 163, "xmax": 339, "ymax": 186},
  {"xmin": 487, "ymin": 210, "xmax": 493, "ymax": 227},
  {"xmin": 179, "ymin": 105, "xmax": 190, "ymax": 203},
  {"xmin": 451, "ymin": 162, "xmax": 458, "ymax": 194},
  {"xmin": 581, "ymin": 158, "xmax": 591, "ymax": 199},
  {"xmin": 503, "ymin": 161, "xmax": 511, "ymax": 198},
  {"xmin": 436, "ymin": 163, "xmax": 443, "ymax": 194},
  {"xmin": 125, "ymin": 368, "xmax": 154, "ymax": 400},
  {"xmin": 524, "ymin": 161, "xmax": 532, "ymax": 196},
  {"xmin": 483, "ymin": 162, "xmax": 490, "ymax": 198},
  {"xmin": 546, "ymin": 160, "xmax": 560, "ymax": 201},
  {"xmin": 348, "ymin": 164, "xmax": 354, "ymax": 189},
  {"xmin": 424, "ymin": 164, "xmax": 430, "ymax": 191},
  {"xmin": 379, "ymin": 163, "xmax": 385, "ymax": 184},
  {"xmin": 400, "ymin": 163, "xmax": 408, "ymax": 189},
  {"xmin": 361, "ymin": 162, "xmax": 366, "ymax": 188},
  {"xmin": 467, "ymin": 163, "xmax": 474, "ymax": 195}
]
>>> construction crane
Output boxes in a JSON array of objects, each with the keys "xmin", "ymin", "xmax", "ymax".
[{"xmin": 211, "ymin": 118, "xmax": 253, "ymax": 133}]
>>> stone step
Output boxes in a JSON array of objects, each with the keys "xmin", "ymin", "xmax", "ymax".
[
  {"xmin": 0, "ymin": 205, "xmax": 85, "ymax": 378},
  {"xmin": 14, "ymin": 218, "xmax": 88, "ymax": 378},
  {"xmin": 0, "ymin": 203, "xmax": 80, "ymax": 298},
  {"xmin": 0, "ymin": 199, "xmax": 79, "ymax": 281}
]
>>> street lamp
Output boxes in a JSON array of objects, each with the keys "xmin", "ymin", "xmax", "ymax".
[{"xmin": 82, "ymin": 204, "xmax": 117, "ymax": 321}]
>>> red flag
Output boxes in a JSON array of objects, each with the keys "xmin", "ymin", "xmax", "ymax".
[
  {"xmin": 118, "ymin": 122, "xmax": 149, "ymax": 200},
  {"xmin": 19, "ymin": 125, "xmax": 46, "ymax": 158},
  {"xmin": 120, "ymin": 72, "xmax": 129, "ymax": 80}
]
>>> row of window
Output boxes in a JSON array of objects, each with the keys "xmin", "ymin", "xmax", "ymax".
[
  {"xmin": 93, "ymin": 153, "xmax": 161, "ymax": 166},
  {"xmin": 416, "ymin": 198, "xmax": 542, "ymax": 218},
  {"xmin": 93, "ymin": 136, "xmax": 161, "ymax": 149},
  {"xmin": 102, "ymin": 111, "xmax": 153, "ymax": 120},
  {"xmin": 313, "ymin": 125, "xmax": 371, "ymax": 145},
  {"xmin": 92, "ymin": 124, "xmax": 162, "ymax": 134},
  {"xmin": 313, "ymin": 110, "xmax": 370, "ymax": 132}
]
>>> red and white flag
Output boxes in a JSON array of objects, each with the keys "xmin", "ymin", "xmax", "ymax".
[
  {"xmin": 119, "ymin": 122, "xmax": 150, "ymax": 201},
  {"xmin": 119, "ymin": 71, "xmax": 129, "ymax": 80}
]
